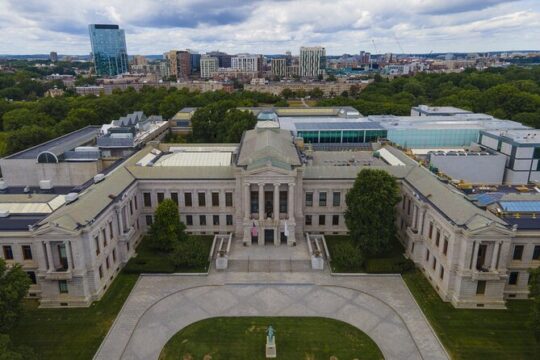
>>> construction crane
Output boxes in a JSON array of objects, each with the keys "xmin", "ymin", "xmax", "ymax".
[
  {"xmin": 394, "ymin": 36, "xmax": 405, "ymax": 55},
  {"xmin": 371, "ymin": 39, "xmax": 378, "ymax": 55}
]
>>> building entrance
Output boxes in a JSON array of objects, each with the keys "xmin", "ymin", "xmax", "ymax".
[{"xmin": 264, "ymin": 229, "xmax": 274, "ymax": 245}]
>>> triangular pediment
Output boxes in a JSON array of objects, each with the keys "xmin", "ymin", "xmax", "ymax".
[
  {"xmin": 245, "ymin": 166, "xmax": 292, "ymax": 177},
  {"xmin": 465, "ymin": 216, "xmax": 512, "ymax": 237},
  {"xmin": 33, "ymin": 223, "xmax": 80, "ymax": 237}
]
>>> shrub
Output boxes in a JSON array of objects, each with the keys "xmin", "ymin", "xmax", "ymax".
[
  {"xmin": 331, "ymin": 241, "xmax": 364, "ymax": 272},
  {"xmin": 170, "ymin": 237, "xmax": 209, "ymax": 271}
]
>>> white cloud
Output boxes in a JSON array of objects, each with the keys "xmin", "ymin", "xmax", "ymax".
[{"xmin": 0, "ymin": 0, "xmax": 539, "ymax": 55}]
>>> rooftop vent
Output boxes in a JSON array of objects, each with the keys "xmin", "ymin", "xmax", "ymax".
[
  {"xmin": 39, "ymin": 180, "xmax": 53, "ymax": 190},
  {"xmin": 23, "ymin": 186, "xmax": 30, "ymax": 193},
  {"xmin": 0, "ymin": 210, "xmax": 9, "ymax": 218},
  {"xmin": 65, "ymin": 193, "xmax": 79, "ymax": 204},
  {"xmin": 0, "ymin": 180, "xmax": 7, "ymax": 191},
  {"xmin": 94, "ymin": 174, "xmax": 105, "ymax": 183}
]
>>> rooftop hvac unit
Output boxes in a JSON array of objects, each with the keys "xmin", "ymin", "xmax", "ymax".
[
  {"xmin": 0, "ymin": 180, "xmax": 7, "ymax": 191},
  {"xmin": 75, "ymin": 146, "xmax": 99, "ymax": 152},
  {"xmin": 39, "ymin": 180, "xmax": 53, "ymax": 190},
  {"xmin": 65, "ymin": 193, "xmax": 79, "ymax": 204},
  {"xmin": 94, "ymin": 174, "xmax": 105, "ymax": 183}
]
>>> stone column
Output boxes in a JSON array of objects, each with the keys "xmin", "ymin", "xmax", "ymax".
[
  {"xmin": 412, "ymin": 205, "xmax": 418, "ymax": 230},
  {"xmin": 64, "ymin": 241, "xmax": 72, "ymax": 270},
  {"xmin": 45, "ymin": 242, "xmax": 54, "ymax": 271},
  {"xmin": 288, "ymin": 183, "xmax": 295, "ymax": 221},
  {"xmin": 117, "ymin": 208, "xmax": 124, "ymax": 234},
  {"xmin": 491, "ymin": 242, "xmax": 500, "ymax": 271},
  {"xmin": 258, "ymin": 183, "xmax": 265, "ymax": 220},
  {"xmin": 244, "ymin": 183, "xmax": 250, "ymax": 220},
  {"xmin": 471, "ymin": 241, "xmax": 480, "ymax": 270},
  {"xmin": 273, "ymin": 183, "xmax": 280, "ymax": 221}
]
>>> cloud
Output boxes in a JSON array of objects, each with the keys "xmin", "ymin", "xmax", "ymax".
[{"xmin": 0, "ymin": 0, "xmax": 539, "ymax": 55}]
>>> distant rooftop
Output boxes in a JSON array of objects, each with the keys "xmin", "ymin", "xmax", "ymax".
[
  {"xmin": 482, "ymin": 129, "xmax": 540, "ymax": 145},
  {"xmin": 412, "ymin": 105, "xmax": 472, "ymax": 116},
  {"xmin": 372, "ymin": 114, "xmax": 529, "ymax": 131}
]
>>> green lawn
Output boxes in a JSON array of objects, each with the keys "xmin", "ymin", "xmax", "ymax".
[
  {"xmin": 124, "ymin": 235, "xmax": 214, "ymax": 273},
  {"xmin": 9, "ymin": 273, "xmax": 139, "ymax": 360},
  {"xmin": 325, "ymin": 235, "xmax": 410, "ymax": 273},
  {"xmin": 403, "ymin": 270, "xmax": 539, "ymax": 360},
  {"xmin": 159, "ymin": 317, "xmax": 383, "ymax": 360}
]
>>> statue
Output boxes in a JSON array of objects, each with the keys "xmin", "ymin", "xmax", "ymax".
[
  {"xmin": 265, "ymin": 325, "xmax": 276, "ymax": 358},
  {"xmin": 266, "ymin": 325, "xmax": 275, "ymax": 343}
]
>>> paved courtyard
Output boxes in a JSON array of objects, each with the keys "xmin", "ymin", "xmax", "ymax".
[{"xmin": 94, "ymin": 272, "xmax": 449, "ymax": 360}]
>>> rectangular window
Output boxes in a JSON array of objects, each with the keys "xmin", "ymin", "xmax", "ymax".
[
  {"xmin": 432, "ymin": 257, "xmax": 437, "ymax": 270},
  {"xmin": 199, "ymin": 215, "xmax": 206, "ymax": 226},
  {"xmin": 98, "ymin": 266, "xmax": 103, "ymax": 279},
  {"xmin": 213, "ymin": 215, "xmax": 220, "ymax": 226},
  {"xmin": 407, "ymin": 199, "xmax": 411, "ymax": 215},
  {"xmin": 102, "ymin": 229, "xmax": 107, "ymax": 247},
  {"xmin": 143, "ymin": 192, "xmax": 152, "ymax": 207},
  {"xmin": 332, "ymin": 215, "xmax": 339, "ymax": 226},
  {"xmin": 198, "ymin": 192, "xmax": 206, "ymax": 207},
  {"xmin": 171, "ymin": 192, "xmax": 179, "ymax": 205},
  {"xmin": 112, "ymin": 249, "xmax": 117, "ymax": 263},
  {"xmin": 94, "ymin": 237, "xmax": 100, "ymax": 256},
  {"xmin": 429, "ymin": 222, "xmax": 433, "ymax": 239},
  {"xmin": 212, "ymin": 192, "xmax": 219, "ymax": 207},
  {"xmin": 476, "ymin": 280, "xmax": 486, "ymax": 295},
  {"xmin": 27, "ymin": 271, "xmax": 37, "ymax": 284},
  {"xmin": 279, "ymin": 191, "xmax": 287, "ymax": 213},
  {"xmin": 305, "ymin": 192, "xmax": 313, "ymax": 207},
  {"xmin": 333, "ymin": 192, "xmax": 341, "ymax": 207},
  {"xmin": 443, "ymin": 238, "xmax": 449, "ymax": 255},
  {"xmin": 435, "ymin": 230, "xmax": 440, "ymax": 247},
  {"xmin": 3, "ymin": 245, "xmax": 13, "ymax": 260},
  {"xmin": 439, "ymin": 266, "xmax": 444, "ymax": 280},
  {"xmin": 22, "ymin": 245, "xmax": 32, "ymax": 260},
  {"xmin": 319, "ymin": 192, "xmax": 327, "ymax": 207},
  {"xmin": 425, "ymin": 249, "xmax": 430, "ymax": 262},
  {"xmin": 134, "ymin": 195, "xmax": 138, "ymax": 210},
  {"xmin": 129, "ymin": 200, "xmax": 133, "ymax": 215},
  {"xmin": 305, "ymin": 215, "xmax": 312, "ymax": 225},
  {"xmin": 225, "ymin": 192, "xmax": 233, "ymax": 207},
  {"xmin": 145, "ymin": 215, "xmax": 153, "ymax": 226},
  {"xmin": 509, "ymin": 271, "xmax": 519, "ymax": 285},
  {"xmin": 226, "ymin": 215, "xmax": 233, "ymax": 226},
  {"xmin": 319, "ymin": 215, "xmax": 326, "ymax": 226},
  {"xmin": 157, "ymin": 192, "xmax": 165, "ymax": 204},
  {"xmin": 184, "ymin": 192, "xmax": 193, "ymax": 207},
  {"xmin": 186, "ymin": 215, "xmax": 193, "ymax": 226},
  {"xmin": 533, "ymin": 245, "xmax": 540, "ymax": 260},
  {"xmin": 513, "ymin": 245, "xmax": 524, "ymax": 260},
  {"xmin": 106, "ymin": 256, "xmax": 110, "ymax": 270},
  {"xmin": 58, "ymin": 280, "xmax": 68, "ymax": 293},
  {"xmin": 109, "ymin": 221, "xmax": 114, "ymax": 240}
]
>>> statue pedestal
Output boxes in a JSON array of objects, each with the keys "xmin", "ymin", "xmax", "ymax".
[{"xmin": 265, "ymin": 337, "xmax": 276, "ymax": 358}]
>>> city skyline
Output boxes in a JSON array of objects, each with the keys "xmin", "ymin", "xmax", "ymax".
[{"xmin": 0, "ymin": 0, "xmax": 539, "ymax": 55}]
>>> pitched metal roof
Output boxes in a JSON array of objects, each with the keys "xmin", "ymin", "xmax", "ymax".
[{"xmin": 237, "ymin": 128, "xmax": 301, "ymax": 168}]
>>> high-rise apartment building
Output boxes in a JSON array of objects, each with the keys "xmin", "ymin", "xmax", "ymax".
[
  {"xmin": 131, "ymin": 55, "xmax": 148, "ymax": 66},
  {"xmin": 49, "ymin": 51, "xmax": 58, "ymax": 62},
  {"xmin": 165, "ymin": 50, "xmax": 192, "ymax": 80},
  {"xmin": 231, "ymin": 54, "xmax": 263, "ymax": 74},
  {"xmin": 189, "ymin": 52, "xmax": 201, "ymax": 74},
  {"xmin": 271, "ymin": 58, "xmax": 287, "ymax": 78},
  {"xmin": 207, "ymin": 51, "xmax": 232, "ymax": 68},
  {"xmin": 299, "ymin": 46, "xmax": 326, "ymax": 78},
  {"xmin": 88, "ymin": 24, "xmax": 129, "ymax": 76},
  {"xmin": 200, "ymin": 56, "xmax": 219, "ymax": 78}
]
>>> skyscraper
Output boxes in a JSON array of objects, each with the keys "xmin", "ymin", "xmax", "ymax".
[
  {"xmin": 164, "ymin": 50, "xmax": 191, "ymax": 80},
  {"xmin": 299, "ymin": 46, "xmax": 326, "ymax": 78},
  {"xmin": 88, "ymin": 24, "xmax": 129, "ymax": 76}
]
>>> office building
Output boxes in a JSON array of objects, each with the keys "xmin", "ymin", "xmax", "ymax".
[
  {"xmin": 88, "ymin": 24, "xmax": 129, "ymax": 76},
  {"xmin": 207, "ymin": 51, "xmax": 232, "ymax": 68},
  {"xmin": 271, "ymin": 58, "xmax": 287, "ymax": 78},
  {"xmin": 165, "ymin": 50, "xmax": 191, "ymax": 80},
  {"xmin": 299, "ymin": 46, "xmax": 326, "ymax": 78},
  {"xmin": 231, "ymin": 54, "xmax": 263, "ymax": 75},
  {"xmin": 200, "ymin": 56, "xmax": 219, "ymax": 79},
  {"xmin": 131, "ymin": 55, "xmax": 148, "ymax": 66},
  {"xmin": 189, "ymin": 52, "xmax": 201, "ymax": 74}
]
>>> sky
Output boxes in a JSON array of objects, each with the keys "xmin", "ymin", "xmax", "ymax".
[{"xmin": 0, "ymin": 0, "xmax": 539, "ymax": 55}]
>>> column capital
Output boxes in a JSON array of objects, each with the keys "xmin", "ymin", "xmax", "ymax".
[
  {"xmin": 288, "ymin": 183, "xmax": 295, "ymax": 188},
  {"xmin": 274, "ymin": 183, "xmax": 280, "ymax": 188}
]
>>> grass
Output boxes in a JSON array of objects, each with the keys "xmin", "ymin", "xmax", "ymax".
[
  {"xmin": 403, "ymin": 270, "xmax": 539, "ymax": 360},
  {"xmin": 325, "ymin": 235, "xmax": 409, "ymax": 273},
  {"xmin": 286, "ymin": 99, "xmax": 317, "ymax": 107},
  {"xmin": 8, "ymin": 272, "xmax": 139, "ymax": 360},
  {"xmin": 159, "ymin": 317, "xmax": 383, "ymax": 360},
  {"xmin": 123, "ymin": 235, "xmax": 214, "ymax": 274}
]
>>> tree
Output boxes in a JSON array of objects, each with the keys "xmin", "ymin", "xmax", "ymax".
[
  {"xmin": 0, "ymin": 334, "xmax": 36, "ymax": 360},
  {"xmin": 2, "ymin": 109, "xmax": 55, "ymax": 132},
  {"xmin": 170, "ymin": 237, "xmax": 208, "ymax": 270},
  {"xmin": 148, "ymin": 199, "xmax": 187, "ymax": 252},
  {"xmin": 5, "ymin": 126, "xmax": 55, "ymax": 154},
  {"xmin": 529, "ymin": 267, "xmax": 540, "ymax": 342},
  {"xmin": 220, "ymin": 109, "xmax": 257, "ymax": 143},
  {"xmin": 345, "ymin": 168, "xmax": 401, "ymax": 256},
  {"xmin": 0, "ymin": 259, "xmax": 31, "ymax": 333},
  {"xmin": 309, "ymin": 87, "xmax": 324, "ymax": 99}
]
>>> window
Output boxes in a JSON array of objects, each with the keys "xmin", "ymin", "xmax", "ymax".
[
  {"xmin": 58, "ymin": 280, "xmax": 68, "ymax": 294},
  {"xmin": 432, "ymin": 257, "xmax": 437, "ymax": 270},
  {"xmin": 112, "ymin": 249, "xmax": 117, "ymax": 263},
  {"xmin": 435, "ymin": 230, "xmax": 440, "ymax": 247},
  {"xmin": 143, "ymin": 192, "xmax": 152, "ymax": 207},
  {"xmin": 199, "ymin": 215, "xmax": 206, "ymax": 226},
  {"xmin": 94, "ymin": 237, "xmax": 100, "ymax": 256},
  {"xmin": 305, "ymin": 192, "xmax": 313, "ymax": 207},
  {"xmin": 226, "ymin": 214, "xmax": 233, "ymax": 226},
  {"xmin": 98, "ymin": 266, "xmax": 103, "ymax": 279},
  {"xmin": 27, "ymin": 271, "xmax": 37, "ymax": 284},
  {"xmin": 198, "ymin": 192, "xmax": 206, "ymax": 207},
  {"xmin": 225, "ymin": 192, "xmax": 233, "ymax": 207},
  {"xmin": 319, "ymin": 215, "xmax": 326, "ymax": 226},
  {"xmin": 279, "ymin": 191, "xmax": 287, "ymax": 213},
  {"xmin": 439, "ymin": 266, "xmax": 444, "ymax": 280},
  {"xmin": 513, "ymin": 245, "xmax": 524, "ymax": 260},
  {"xmin": 184, "ymin": 192, "xmax": 193, "ymax": 207},
  {"xmin": 106, "ymin": 256, "xmax": 110, "ymax": 270},
  {"xmin": 22, "ymin": 245, "xmax": 32, "ymax": 260},
  {"xmin": 425, "ymin": 249, "xmax": 430, "ymax": 262},
  {"xmin": 157, "ymin": 192, "xmax": 165, "ymax": 204},
  {"xmin": 109, "ymin": 221, "xmax": 114, "ymax": 240},
  {"xmin": 102, "ymin": 229, "xmax": 107, "ymax": 247},
  {"xmin": 443, "ymin": 238, "xmax": 449, "ymax": 256},
  {"xmin": 305, "ymin": 215, "xmax": 312, "ymax": 225},
  {"xmin": 186, "ymin": 215, "xmax": 193, "ymax": 226},
  {"xmin": 2, "ymin": 245, "xmax": 13, "ymax": 260},
  {"xmin": 213, "ymin": 215, "xmax": 220, "ymax": 226},
  {"xmin": 129, "ymin": 200, "xmax": 133, "ymax": 215},
  {"xmin": 145, "ymin": 215, "xmax": 153, "ymax": 226},
  {"xmin": 171, "ymin": 192, "xmax": 179, "ymax": 205},
  {"xmin": 509, "ymin": 271, "xmax": 519, "ymax": 285},
  {"xmin": 533, "ymin": 245, "xmax": 540, "ymax": 260},
  {"xmin": 319, "ymin": 192, "xmax": 327, "ymax": 207},
  {"xmin": 429, "ymin": 222, "xmax": 433, "ymax": 239},
  {"xmin": 332, "ymin": 215, "xmax": 339, "ymax": 226},
  {"xmin": 333, "ymin": 192, "xmax": 341, "ymax": 207},
  {"xmin": 476, "ymin": 280, "xmax": 486, "ymax": 295},
  {"xmin": 407, "ymin": 199, "xmax": 411, "ymax": 215},
  {"xmin": 134, "ymin": 195, "xmax": 138, "ymax": 210},
  {"xmin": 211, "ymin": 192, "xmax": 219, "ymax": 207}
]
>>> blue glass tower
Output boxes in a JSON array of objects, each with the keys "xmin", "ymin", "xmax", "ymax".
[{"xmin": 88, "ymin": 24, "xmax": 129, "ymax": 76}]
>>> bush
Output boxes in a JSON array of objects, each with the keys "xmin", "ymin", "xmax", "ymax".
[
  {"xmin": 170, "ymin": 237, "xmax": 209, "ymax": 271},
  {"xmin": 331, "ymin": 241, "xmax": 364, "ymax": 272}
]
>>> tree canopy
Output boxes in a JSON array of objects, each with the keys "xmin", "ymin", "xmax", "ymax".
[
  {"xmin": 345, "ymin": 169, "xmax": 401, "ymax": 256},
  {"xmin": 0, "ymin": 259, "xmax": 31, "ymax": 333},
  {"xmin": 148, "ymin": 199, "xmax": 187, "ymax": 252}
]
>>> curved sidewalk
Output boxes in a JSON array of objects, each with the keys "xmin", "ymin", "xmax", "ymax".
[{"xmin": 94, "ymin": 272, "xmax": 449, "ymax": 360}]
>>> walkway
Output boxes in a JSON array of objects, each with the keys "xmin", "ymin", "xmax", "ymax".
[{"xmin": 94, "ymin": 272, "xmax": 448, "ymax": 360}]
